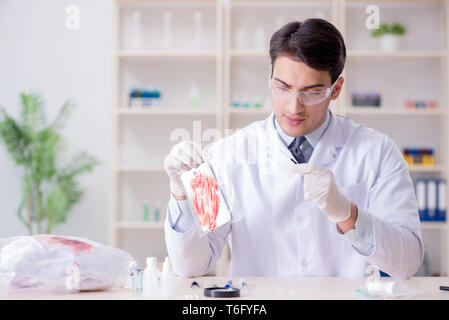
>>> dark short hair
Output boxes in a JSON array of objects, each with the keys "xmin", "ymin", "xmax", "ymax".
[{"xmin": 269, "ymin": 19, "xmax": 346, "ymax": 83}]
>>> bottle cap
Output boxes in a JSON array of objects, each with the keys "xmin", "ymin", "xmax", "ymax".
[
  {"xmin": 189, "ymin": 86, "xmax": 199, "ymax": 97},
  {"xmin": 146, "ymin": 257, "xmax": 157, "ymax": 266},
  {"xmin": 163, "ymin": 256, "xmax": 172, "ymax": 270}
]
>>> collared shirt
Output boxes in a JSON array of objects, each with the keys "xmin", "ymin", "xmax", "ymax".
[
  {"xmin": 167, "ymin": 109, "xmax": 375, "ymax": 257},
  {"xmin": 274, "ymin": 110, "xmax": 330, "ymax": 163}
]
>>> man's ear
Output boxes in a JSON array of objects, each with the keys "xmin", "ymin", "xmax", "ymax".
[{"xmin": 331, "ymin": 77, "xmax": 344, "ymax": 100}]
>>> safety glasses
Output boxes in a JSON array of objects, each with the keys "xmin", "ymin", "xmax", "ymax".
[{"xmin": 268, "ymin": 77, "xmax": 339, "ymax": 106}]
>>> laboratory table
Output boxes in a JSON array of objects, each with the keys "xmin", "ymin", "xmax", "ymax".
[{"xmin": 2, "ymin": 276, "xmax": 449, "ymax": 300}]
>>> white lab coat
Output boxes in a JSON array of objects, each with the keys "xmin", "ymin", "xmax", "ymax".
[{"xmin": 164, "ymin": 111, "xmax": 424, "ymax": 278}]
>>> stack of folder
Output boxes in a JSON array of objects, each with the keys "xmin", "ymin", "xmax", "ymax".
[{"xmin": 415, "ymin": 179, "xmax": 447, "ymax": 221}]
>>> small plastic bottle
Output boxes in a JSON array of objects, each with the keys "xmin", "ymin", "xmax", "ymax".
[
  {"xmin": 154, "ymin": 200, "xmax": 161, "ymax": 221},
  {"xmin": 189, "ymin": 86, "xmax": 201, "ymax": 109},
  {"xmin": 160, "ymin": 256, "xmax": 176, "ymax": 298},
  {"xmin": 160, "ymin": 12, "xmax": 172, "ymax": 50},
  {"xmin": 129, "ymin": 11, "xmax": 143, "ymax": 50},
  {"xmin": 143, "ymin": 257, "xmax": 160, "ymax": 298},
  {"xmin": 132, "ymin": 268, "xmax": 143, "ymax": 297},
  {"xmin": 190, "ymin": 11, "xmax": 203, "ymax": 50},
  {"xmin": 143, "ymin": 203, "xmax": 150, "ymax": 222}
]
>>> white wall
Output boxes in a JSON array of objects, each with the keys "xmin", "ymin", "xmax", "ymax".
[{"xmin": 0, "ymin": 0, "xmax": 113, "ymax": 244}]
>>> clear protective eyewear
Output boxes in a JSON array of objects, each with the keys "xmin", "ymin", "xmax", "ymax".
[{"xmin": 268, "ymin": 77, "xmax": 339, "ymax": 106}]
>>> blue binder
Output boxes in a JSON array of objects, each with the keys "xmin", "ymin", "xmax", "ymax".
[
  {"xmin": 436, "ymin": 179, "xmax": 447, "ymax": 222},
  {"xmin": 415, "ymin": 179, "xmax": 428, "ymax": 221}
]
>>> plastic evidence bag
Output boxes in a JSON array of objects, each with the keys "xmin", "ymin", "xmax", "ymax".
[
  {"xmin": 0, "ymin": 234, "xmax": 136, "ymax": 293},
  {"xmin": 181, "ymin": 161, "xmax": 239, "ymax": 235}
]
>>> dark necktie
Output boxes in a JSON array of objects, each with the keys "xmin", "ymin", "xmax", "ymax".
[{"xmin": 288, "ymin": 136, "xmax": 307, "ymax": 164}]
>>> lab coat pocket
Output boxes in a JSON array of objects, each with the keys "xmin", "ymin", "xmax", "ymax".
[{"xmin": 339, "ymin": 182, "xmax": 368, "ymax": 210}]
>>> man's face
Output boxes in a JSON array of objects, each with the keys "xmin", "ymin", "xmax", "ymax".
[{"xmin": 270, "ymin": 55, "xmax": 344, "ymax": 137}]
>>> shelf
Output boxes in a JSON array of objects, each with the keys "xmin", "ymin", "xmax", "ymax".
[
  {"xmin": 229, "ymin": 108, "xmax": 272, "ymax": 115},
  {"xmin": 118, "ymin": 165, "xmax": 445, "ymax": 173},
  {"xmin": 118, "ymin": 165, "xmax": 446, "ymax": 172},
  {"xmin": 345, "ymin": 0, "xmax": 442, "ymax": 3},
  {"xmin": 117, "ymin": 51, "xmax": 217, "ymax": 59},
  {"xmin": 347, "ymin": 50, "xmax": 446, "ymax": 58},
  {"xmin": 408, "ymin": 165, "xmax": 447, "ymax": 173},
  {"xmin": 115, "ymin": 221, "xmax": 164, "ymax": 229},
  {"xmin": 421, "ymin": 221, "xmax": 448, "ymax": 230},
  {"xmin": 344, "ymin": 107, "xmax": 446, "ymax": 116},
  {"xmin": 231, "ymin": 0, "xmax": 332, "ymax": 5},
  {"xmin": 118, "ymin": 0, "xmax": 216, "ymax": 5},
  {"xmin": 117, "ymin": 108, "xmax": 218, "ymax": 116},
  {"xmin": 115, "ymin": 219, "xmax": 448, "ymax": 231},
  {"xmin": 229, "ymin": 51, "xmax": 268, "ymax": 58},
  {"xmin": 118, "ymin": 166, "xmax": 165, "ymax": 172}
]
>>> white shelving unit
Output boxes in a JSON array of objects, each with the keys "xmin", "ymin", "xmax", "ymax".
[
  {"xmin": 111, "ymin": 0, "xmax": 225, "ymax": 270},
  {"xmin": 338, "ymin": 0, "xmax": 449, "ymax": 276},
  {"xmin": 111, "ymin": 0, "xmax": 449, "ymax": 276}
]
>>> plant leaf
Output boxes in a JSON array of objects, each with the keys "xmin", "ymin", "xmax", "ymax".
[
  {"xmin": 49, "ymin": 100, "xmax": 74, "ymax": 131},
  {"xmin": 31, "ymin": 127, "xmax": 61, "ymax": 180},
  {"xmin": 0, "ymin": 108, "xmax": 31, "ymax": 165},
  {"xmin": 20, "ymin": 92, "xmax": 46, "ymax": 137},
  {"xmin": 59, "ymin": 151, "xmax": 100, "ymax": 180}
]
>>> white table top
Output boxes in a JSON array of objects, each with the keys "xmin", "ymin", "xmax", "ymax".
[{"xmin": 2, "ymin": 276, "xmax": 449, "ymax": 300}]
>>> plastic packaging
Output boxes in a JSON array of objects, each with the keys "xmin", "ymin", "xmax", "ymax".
[
  {"xmin": 181, "ymin": 161, "xmax": 239, "ymax": 235},
  {"xmin": 0, "ymin": 234, "xmax": 136, "ymax": 293},
  {"xmin": 160, "ymin": 257, "xmax": 175, "ymax": 298},
  {"xmin": 355, "ymin": 265, "xmax": 421, "ymax": 299},
  {"xmin": 143, "ymin": 257, "xmax": 160, "ymax": 297}
]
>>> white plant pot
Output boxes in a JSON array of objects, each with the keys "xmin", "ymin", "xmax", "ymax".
[{"xmin": 380, "ymin": 34, "xmax": 400, "ymax": 52}]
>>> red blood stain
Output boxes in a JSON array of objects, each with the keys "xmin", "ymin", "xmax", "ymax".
[
  {"xmin": 45, "ymin": 236, "xmax": 93, "ymax": 252},
  {"xmin": 190, "ymin": 173, "xmax": 220, "ymax": 231}
]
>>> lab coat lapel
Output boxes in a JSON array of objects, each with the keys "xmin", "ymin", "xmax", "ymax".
[
  {"xmin": 308, "ymin": 111, "xmax": 345, "ymax": 168},
  {"xmin": 266, "ymin": 112, "xmax": 299, "ymax": 166}
]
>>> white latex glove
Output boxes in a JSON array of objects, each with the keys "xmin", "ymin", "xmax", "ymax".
[
  {"xmin": 291, "ymin": 163, "xmax": 351, "ymax": 223},
  {"xmin": 164, "ymin": 141, "xmax": 210, "ymax": 197}
]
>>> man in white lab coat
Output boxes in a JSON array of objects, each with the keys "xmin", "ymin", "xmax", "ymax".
[{"xmin": 163, "ymin": 19, "xmax": 424, "ymax": 278}]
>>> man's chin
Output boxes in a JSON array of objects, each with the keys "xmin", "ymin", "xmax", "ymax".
[{"xmin": 281, "ymin": 122, "xmax": 308, "ymax": 138}]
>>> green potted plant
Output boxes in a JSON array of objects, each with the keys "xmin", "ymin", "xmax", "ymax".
[
  {"xmin": 0, "ymin": 92, "xmax": 100, "ymax": 235},
  {"xmin": 371, "ymin": 22, "xmax": 407, "ymax": 52}
]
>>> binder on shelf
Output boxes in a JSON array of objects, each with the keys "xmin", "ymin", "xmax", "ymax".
[
  {"xmin": 415, "ymin": 179, "xmax": 427, "ymax": 221},
  {"xmin": 437, "ymin": 179, "xmax": 447, "ymax": 222},
  {"xmin": 427, "ymin": 179, "xmax": 437, "ymax": 220},
  {"xmin": 414, "ymin": 178, "xmax": 447, "ymax": 222}
]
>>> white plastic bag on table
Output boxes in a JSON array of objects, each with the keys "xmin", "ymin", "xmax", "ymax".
[{"xmin": 0, "ymin": 234, "xmax": 136, "ymax": 293}]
